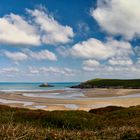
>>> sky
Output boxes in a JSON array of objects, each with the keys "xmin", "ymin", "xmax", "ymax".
[{"xmin": 0, "ymin": 0, "xmax": 140, "ymax": 82}]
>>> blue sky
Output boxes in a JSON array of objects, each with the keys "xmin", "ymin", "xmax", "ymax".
[{"xmin": 0, "ymin": 0, "xmax": 140, "ymax": 82}]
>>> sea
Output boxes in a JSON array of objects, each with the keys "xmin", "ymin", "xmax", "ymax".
[{"xmin": 0, "ymin": 82, "xmax": 79, "ymax": 92}]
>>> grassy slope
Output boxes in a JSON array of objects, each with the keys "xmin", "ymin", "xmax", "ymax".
[
  {"xmin": 0, "ymin": 105, "xmax": 140, "ymax": 139},
  {"xmin": 74, "ymin": 78, "xmax": 140, "ymax": 88}
]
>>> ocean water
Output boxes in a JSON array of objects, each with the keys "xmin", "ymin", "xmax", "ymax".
[{"xmin": 0, "ymin": 82, "xmax": 79, "ymax": 92}]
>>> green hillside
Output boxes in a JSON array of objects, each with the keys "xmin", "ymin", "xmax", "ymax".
[{"xmin": 71, "ymin": 79, "xmax": 140, "ymax": 89}]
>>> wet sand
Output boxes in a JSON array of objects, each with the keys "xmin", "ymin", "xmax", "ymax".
[{"xmin": 0, "ymin": 88, "xmax": 140, "ymax": 111}]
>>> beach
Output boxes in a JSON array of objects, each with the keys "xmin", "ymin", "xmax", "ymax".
[{"xmin": 0, "ymin": 88, "xmax": 140, "ymax": 111}]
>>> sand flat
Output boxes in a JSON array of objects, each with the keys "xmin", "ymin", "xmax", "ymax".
[{"xmin": 0, "ymin": 88, "xmax": 140, "ymax": 111}]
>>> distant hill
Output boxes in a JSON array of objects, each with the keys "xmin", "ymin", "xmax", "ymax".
[{"xmin": 70, "ymin": 78, "xmax": 140, "ymax": 89}]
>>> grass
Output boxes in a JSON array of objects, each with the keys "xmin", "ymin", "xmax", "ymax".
[
  {"xmin": 0, "ymin": 105, "xmax": 140, "ymax": 139},
  {"xmin": 71, "ymin": 78, "xmax": 140, "ymax": 88}
]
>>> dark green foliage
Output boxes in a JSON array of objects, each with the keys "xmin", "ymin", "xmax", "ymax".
[
  {"xmin": 120, "ymin": 130, "xmax": 140, "ymax": 140},
  {"xmin": 71, "ymin": 78, "xmax": 140, "ymax": 88},
  {"xmin": 89, "ymin": 106, "xmax": 125, "ymax": 115},
  {"xmin": 0, "ymin": 105, "xmax": 140, "ymax": 139}
]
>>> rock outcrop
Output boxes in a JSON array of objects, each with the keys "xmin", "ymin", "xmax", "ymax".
[{"xmin": 39, "ymin": 83, "xmax": 54, "ymax": 87}]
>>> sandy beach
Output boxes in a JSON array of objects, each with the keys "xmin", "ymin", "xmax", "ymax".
[{"xmin": 0, "ymin": 88, "xmax": 140, "ymax": 111}]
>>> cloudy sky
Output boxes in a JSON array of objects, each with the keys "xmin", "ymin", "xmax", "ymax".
[{"xmin": 0, "ymin": 0, "xmax": 140, "ymax": 82}]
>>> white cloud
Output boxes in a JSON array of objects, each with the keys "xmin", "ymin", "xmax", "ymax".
[
  {"xmin": 28, "ymin": 67, "xmax": 39, "ymax": 74},
  {"xmin": 108, "ymin": 57, "xmax": 133, "ymax": 66},
  {"xmin": 82, "ymin": 66, "xmax": 96, "ymax": 72},
  {"xmin": 78, "ymin": 38, "xmax": 135, "ymax": 75},
  {"xmin": 41, "ymin": 67, "xmax": 64, "ymax": 74},
  {"xmin": 27, "ymin": 8, "xmax": 74, "ymax": 45},
  {"xmin": 91, "ymin": 0, "xmax": 140, "ymax": 40},
  {"xmin": 70, "ymin": 38, "xmax": 133, "ymax": 60},
  {"xmin": 1, "ymin": 67, "xmax": 19, "ymax": 73},
  {"xmin": 0, "ymin": 13, "xmax": 40, "ymax": 45},
  {"xmin": 26, "ymin": 49, "xmax": 57, "ymax": 61},
  {"xmin": 28, "ymin": 66, "xmax": 77, "ymax": 76},
  {"xmin": 4, "ymin": 51, "xmax": 28, "ymax": 61},
  {"xmin": 70, "ymin": 38, "xmax": 113, "ymax": 60},
  {"xmin": 0, "ymin": 8, "xmax": 74, "ymax": 46},
  {"xmin": 3, "ymin": 49, "xmax": 57, "ymax": 62},
  {"xmin": 106, "ymin": 38, "xmax": 133, "ymax": 57},
  {"xmin": 82, "ymin": 62, "xmax": 140, "ymax": 79},
  {"xmin": 56, "ymin": 46, "xmax": 70, "ymax": 57},
  {"xmin": 83, "ymin": 59, "xmax": 100, "ymax": 67}
]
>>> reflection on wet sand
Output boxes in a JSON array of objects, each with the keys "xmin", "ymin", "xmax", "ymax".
[{"xmin": 0, "ymin": 88, "xmax": 140, "ymax": 111}]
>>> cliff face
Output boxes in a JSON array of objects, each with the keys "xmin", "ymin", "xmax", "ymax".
[{"xmin": 70, "ymin": 79, "xmax": 140, "ymax": 89}]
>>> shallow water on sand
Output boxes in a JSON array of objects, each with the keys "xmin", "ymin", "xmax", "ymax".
[
  {"xmin": 0, "ymin": 99, "xmax": 33, "ymax": 106},
  {"xmin": 23, "ymin": 92, "xmax": 85, "ymax": 99},
  {"xmin": 22, "ymin": 91, "xmax": 140, "ymax": 100}
]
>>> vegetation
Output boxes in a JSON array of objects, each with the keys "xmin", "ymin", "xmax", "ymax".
[
  {"xmin": 71, "ymin": 78, "xmax": 140, "ymax": 88},
  {"xmin": 0, "ymin": 105, "xmax": 140, "ymax": 139}
]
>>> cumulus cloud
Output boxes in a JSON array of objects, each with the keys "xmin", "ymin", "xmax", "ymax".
[
  {"xmin": 82, "ymin": 59, "xmax": 101, "ymax": 73},
  {"xmin": 82, "ymin": 61, "xmax": 140, "ymax": 79},
  {"xmin": 108, "ymin": 57, "xmax": 133, "ymax": 66},
  {"xmin": 4, "ymin": 51, "xmax": 28, "ymax": 61},
  {"xmin": 25, "ymin": 49, "xmax": 57, "ymax": 61},
  {"xmin": 81, "ymin": 55, "xmax": 139, "ymax": 79},
  {"xmin": 27, "ymin": 8, "xmax": 74, "ymax": 45},
  {"xmin": 28, "ymin": 67, "xmax": 40, "ymax": 74},
  {"xmin": 70, "ymin": 38, "xmax": 113, "ymax": 60},
  {"xmin": 0, "ymin": 13, "xmax": 40, "ymax": 45},
  {"xmin": 56, "ymin": 46, "xmax": 70, "ymax": 57},
  {"xmin": 0, "ymin": 8, "xmax": 74, "ymax": 46},
  {"xmin": 28, "ymin": 66, "xmax": 77, "ymax": 76},
  {"xmin": 3, "ymin": 49, "xmax": 57, "ymax": 61},
  {"xmin": 91, "ymin": 0, "xmax": 140, "ymax": 40},
  {"xmin": 70, "ymin": 38, "xmax": 133, "ymax": 60},
  {"xmin": 71, "ymin": 37, "xmax": 136, "ymax": 76},
  {"xmin": 83, "ymin": 59, "xmax": 100, "ymax": 67},
  {"xmin": 0, "ymin": 67, "xmax": 19, "ymax": 73}
]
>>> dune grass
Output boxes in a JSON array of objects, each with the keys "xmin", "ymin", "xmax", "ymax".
[{"xmin": 0, "ymin": 105, "xmax": 140, "ymax": 139}]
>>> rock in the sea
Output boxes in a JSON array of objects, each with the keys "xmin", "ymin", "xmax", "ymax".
[{"xmin": 39, "ymin": 83, "xmax": 54, "ymax": 87}]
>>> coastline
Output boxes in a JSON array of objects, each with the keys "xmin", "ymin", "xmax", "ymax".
[{"xmin": 0, "ymin": 88, "xmax": 140, "ymax": 111}]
